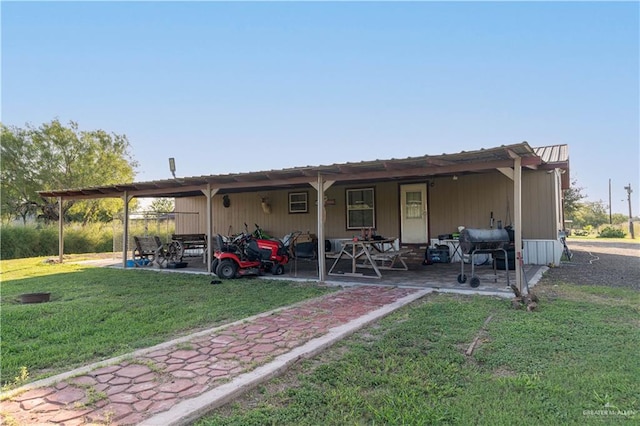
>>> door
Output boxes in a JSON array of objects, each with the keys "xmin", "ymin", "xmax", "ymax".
[{"xmin": 400, "ymin": 183, "xmax": 428, "ymax": 244}]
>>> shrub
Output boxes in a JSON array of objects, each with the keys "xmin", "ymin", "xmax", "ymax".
[
  {"xmin": 1, "ymin": 221, "xmax": 175, "ymax": 260},
  {"xmin": 36, "ymin": 226, "xmax": 60, "ymax": 255},
  {"xmin": 1, "ymin": 223, "xmax": 113, "ymax": 259},
  {"xmin": 66, "ymin": 223, "xmax": 115, "ymax": 254},
  {"xmin": 597, "ymin": 226, "xmax": 626, "ymax": 238},
  {"xmin": 0, "ymin": 226, "xmax": 53, "ymax": 259},
  {"xmin": 572, "ymin": 229, "xmax": 590, "ymax": 236}
]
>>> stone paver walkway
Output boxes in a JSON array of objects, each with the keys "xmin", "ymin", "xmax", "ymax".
[{"xmin": 1, "ymin": 286, "xmax": 422, "ymax": 425}]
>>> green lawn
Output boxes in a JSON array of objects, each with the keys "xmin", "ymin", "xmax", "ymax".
[
  {"xmin": 198, "ymin": 284, "xmax": 639, "ymax": 425},
  {"xmin": 0, "ymin": 256, "xmax": 335, "ymax": 387},
  {"xmin": 2, "ymin": 256, "xmax": 638, "ymax": 425},
  {"xmin": 566, "ymin": 235, "xmax": 639, "ymax": 243}
]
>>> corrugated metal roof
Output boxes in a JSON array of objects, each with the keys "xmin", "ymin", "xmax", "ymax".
[
  {"xmin": 38, "ymin": 142, "xmax": 568, "ymax": 199},
  {"xmin": 534, "ymin": 144, "xmax": 569, "ymax": 164}
]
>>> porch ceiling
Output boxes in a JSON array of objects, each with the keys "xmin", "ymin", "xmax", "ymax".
[{"xmin": 38, "ymin": 142, "xmax": 567, "ymax": 200}]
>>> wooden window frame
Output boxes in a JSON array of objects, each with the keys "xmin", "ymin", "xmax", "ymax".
[
  {"xmin": 288, "ymin": 191, "xmax": 308, "ymax": 214},
  {"xmin": 346, "ymin": 187, "xmax": 376, "ymax": 229}
]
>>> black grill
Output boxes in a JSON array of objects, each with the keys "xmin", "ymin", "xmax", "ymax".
[
  {"xmin": 459, "ymin": 228, "xmax": 509, "ymax": 253},
  {"xmin": 457, "ymin": 228, "xmax": 510, "ymax": 288}
]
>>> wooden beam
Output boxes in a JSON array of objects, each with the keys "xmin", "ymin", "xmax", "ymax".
[
  {"xmin": 514, "ymin": 157, "xmax": 523, "ymax": 293},
  {"xmin": 505, "ymin": 148, "xmax": 520, "ymax": 160},
  {"xmin": 58, "ymin": 197, "xmax": 64, "ymax": 263},
  {"xmin": 424, "ymin": 157, "xmax": 455, "ymax": 166},
  {"xmin": 203, "ymin": 186, "xmax": 219, "ymax": 273},
  {"xmin": 39, "ymin": 154, "xmax": 544, "ymax": 202},
  {"xmin": 497, "ymin": 167, "xmax": 514, "ymax": 180},
  {"xmin": 316, "ymin": 173, "xmax": 326, "ymax": 282},
  {"xmin": 310, "ymin": 179, "xmax": 335, "ymax": 192},
  {"xmin": 122, "ymin": 192, "xmax": 131, "ymax": 268}
]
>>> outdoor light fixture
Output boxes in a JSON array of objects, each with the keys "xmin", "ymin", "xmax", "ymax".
[
  {"xmin": 452, "ymin": 175, "xmax": 459, "ymax": 181},
  {"xmin": 169, "ymin": 158, "xmax": 176, "ymax": 179}
]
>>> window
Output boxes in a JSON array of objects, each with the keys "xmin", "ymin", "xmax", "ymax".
[
  {"xmin": 405, "ymin": 191, "xmax": 423, "ymax": 219},
  {"xmin": 288, "ymin": 192, "xmax": 308, "ymax": 213},
  {"xmin": 346, "ymin": 188, "xmax": 375, "ymax": 229}
]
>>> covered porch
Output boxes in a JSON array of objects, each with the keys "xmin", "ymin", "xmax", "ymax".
[{"xmin": 40, "ymin": 142, "xmax": 569, "ymax": 295}]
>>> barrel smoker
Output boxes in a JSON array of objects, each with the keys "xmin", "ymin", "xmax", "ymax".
[{"xmin": 457, "ymin": 228, "xmax": 510, "ymax": 288}]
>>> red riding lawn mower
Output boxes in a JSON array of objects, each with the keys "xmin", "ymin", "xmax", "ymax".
[{"xmin": 212, "ymin": 224, "xmax": 296, "ymax": 279}]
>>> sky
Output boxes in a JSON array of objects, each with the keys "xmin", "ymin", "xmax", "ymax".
[{"xmin": 2, "ymin": 1, "xmax": 639, "ymax": 215}]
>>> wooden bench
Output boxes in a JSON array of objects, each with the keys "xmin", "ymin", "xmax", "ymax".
[
  {"xmin": 133, "ymin": 236, "xmax": 168, "ymax": 267},
  {"xmin": 324, "ymin": 252, "xmax": 341, "ymax": 259},
  {"xmin": 369, "ymin": 248, "xmax": 412, "ymax": 270}
]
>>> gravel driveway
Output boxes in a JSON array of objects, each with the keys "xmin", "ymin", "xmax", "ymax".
[{"xmin": 538, "ymin": 240, "xmax": 640, "ymax": 290}]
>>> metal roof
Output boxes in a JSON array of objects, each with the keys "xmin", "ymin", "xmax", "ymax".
[
  {"xmin": 38, "ymin": 142, "xmax": 569, "ymax": 200},
  {"xmin": 534, "ymin": 144, "xmax": 569, "ymax": 165}
]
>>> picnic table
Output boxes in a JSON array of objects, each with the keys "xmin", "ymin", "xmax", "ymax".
[{"xmin": 328, "ymin": 237, "xmax": 409, "ymax": 278}]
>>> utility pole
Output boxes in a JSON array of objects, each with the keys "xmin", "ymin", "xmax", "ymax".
[
  {"xmin": 609, "ymin": 178, "xmax": 612, "ymax": 224},
  {"xmin": 624, "ymin": 183, "xmax": 634, "ymax": 239}
]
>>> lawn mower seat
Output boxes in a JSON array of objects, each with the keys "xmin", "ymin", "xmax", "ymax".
[{"xmin": 217, "ymin": 234, "xmax": 235, "ymax": 253}]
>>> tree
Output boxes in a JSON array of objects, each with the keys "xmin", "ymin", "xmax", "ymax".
[
  {"xmin": 573, "ymin": 201, "xmax": 609, "ymax": 229},
  {"xmin": 611, "ymin": 213, "xmax": 629, "ymax": 225},
  {"xmin": 1, "ymin": 119, "xmax": 138, "ymax": 224},
  {"xmin": 0, "ymin": 125, "xmax": 39, "ymax": 223},
  {"xmin": 563, "ymin": 179, "xmax": 586, "ymax": 223},
  {"xmin": 149, "ymin": 198, "xmax": 174, "ymax": 214}
]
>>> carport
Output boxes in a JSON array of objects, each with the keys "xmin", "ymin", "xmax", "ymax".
[{"xmin": 39, "ymin": 142, "xmax": 568, "ymax": 293}]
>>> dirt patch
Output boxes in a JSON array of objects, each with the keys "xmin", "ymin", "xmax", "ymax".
[
  {"xmin": 493, "ymin": 366, "xmax": 518, "ymax": 378},
  {"xmin": 538, "ymin": 240, "xmax": 639, "ymax": 290}
]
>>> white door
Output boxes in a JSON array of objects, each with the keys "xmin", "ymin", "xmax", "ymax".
[{"xmin": 400, "ymin": 184, "xmax": 428, "ymax": 244}]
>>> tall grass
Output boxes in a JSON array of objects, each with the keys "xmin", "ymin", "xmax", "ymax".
[{"xmin": 0, "ymin": 221, "xmax": 175, "ymax": 260}]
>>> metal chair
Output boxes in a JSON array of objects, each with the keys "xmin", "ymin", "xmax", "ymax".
[{"xmin": 292, "ymin": 241, "xmax": 317, "ymax": 277}]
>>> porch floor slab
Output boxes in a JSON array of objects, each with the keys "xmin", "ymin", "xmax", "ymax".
[{"xmin": 103, "ymin": 257, "xmax": 545, "ymax": 295}]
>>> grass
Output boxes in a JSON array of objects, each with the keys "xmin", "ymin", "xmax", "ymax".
[
  {"xmin": 197, "ymin": 284, "xmax": 639, "ymax": 425},
  {"xmin": 0, "ymin": 256, "xmax": 335, "ymax": 387},
  {"xmin": 567, "ymin": 235, "xmax": 638, "ymax": 243},
  {"xmin": 2, "ymin": 254, "xmax": 638, "ymax": 424}
]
